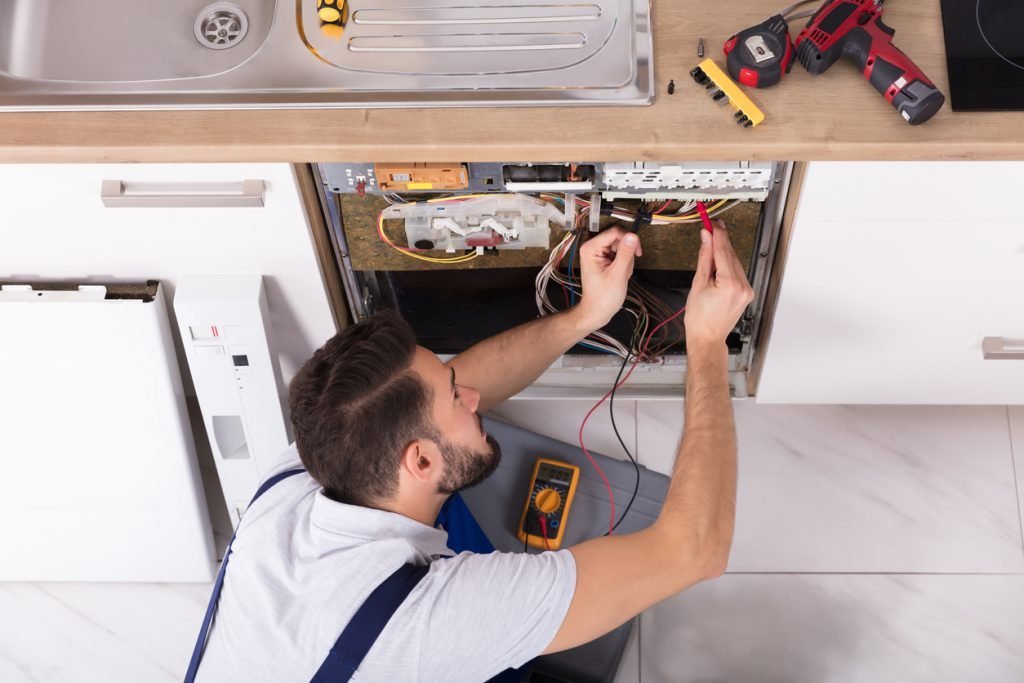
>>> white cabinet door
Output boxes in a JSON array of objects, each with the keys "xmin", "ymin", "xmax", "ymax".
[
  {"xmin": 758, "ymin": 163, "xmax": 1024, "ymax": 404},
  {"xmin": 1, "ymin": 163, "xmax": 336, "ymax": 393}
]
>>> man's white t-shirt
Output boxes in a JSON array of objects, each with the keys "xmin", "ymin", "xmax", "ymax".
[{"xmin": 196, "ymin": 446, "xmax": 577, "ymax": 682}]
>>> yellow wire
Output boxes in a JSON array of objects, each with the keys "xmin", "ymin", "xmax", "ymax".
[
  {"xmin": 425, "ymin": 194, "xmax": 499, "ymax": 203},
  {"xmin": 652, "ymin": 199, "xmax": 730, "ymax": 221},
  {"xmin": 377, "ymin": 213, "xmax": 479, "ymax": 264},
  {"xmin": 544, "ymin": 194, "xmax": 732, "ymax": 222}
]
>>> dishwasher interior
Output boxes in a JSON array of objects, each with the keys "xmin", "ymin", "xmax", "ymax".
[{"xmin": 315, "ymin": 161, "xmax": 794, "ymax": 398}]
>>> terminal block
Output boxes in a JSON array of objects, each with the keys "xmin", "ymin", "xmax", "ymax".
[{"xmin": 602, "ymin": 161, "xmax": 774, "ymax": 200}]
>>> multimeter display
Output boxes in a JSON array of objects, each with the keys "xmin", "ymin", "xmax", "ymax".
[
  {"xmin": 518, "ymin": 458, "xmax": 580, "ymax": 551},
  {"xmin": 537, "ymin": 464, "xmax": 571, "ymax": 487}
]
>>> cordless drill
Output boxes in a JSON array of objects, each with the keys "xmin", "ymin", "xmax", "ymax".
[{"xmin": 794, "ymin": 0, "xmax": 944, "ymax": 125}]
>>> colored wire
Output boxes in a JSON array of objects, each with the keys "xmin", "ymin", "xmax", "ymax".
[
  {"xmin": 566, "ymin": 237, "xmax": 579, "ymax": 306},
  {"xmin": 425, "ymin": 193, "xmax": 497, "ymax": 203},
  {"xmin": 695, "ymin": 200, "xmax": 715, "ymax": 232},
  {"xmin": 608, "ymin": 323, "xmax": 644, "ymax": 534},
  {"xmin": 580, "ymin": 297, "xmax": 691, "ymax": 534},
  {"xmin": 652, "ymin": 199, "xmax": 673, "ymax": 215},
  {"xmin": 550, "ymin": 195, "xmax": 740, "ymax": 225},
  {"xmin": 539, "ymin": 515, "xmax": 551, "ymax": 551},
  {"xmin": 376, "ymin": 211, "xmax": 480, "ymax": 264},
  {"xmin": 780, "ymin": 0, "xmax": 823, "ymax": 20},
  {"xmin": 579, "ymin": 387, "xmax": 619, "ymax": 535},
  {"xmin": 536, "ymin": 228, "xmax": 633, "ymax": 357}
]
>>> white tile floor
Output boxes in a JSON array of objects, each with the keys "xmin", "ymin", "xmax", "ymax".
[
  {"xmin": 2, "ymin": 401, "xmax": 1023, "ymax": 682},
  {"xmin": 641, "ymin": 574, "xmax": 1024, "ymax": 683},
  {"xmin": 636, "ymin": 403, "xmax": 1023, "ymax": 573},
  {"xmin": 1010, "ymin": 407, "xmax": 1024, "ymax": 544}
]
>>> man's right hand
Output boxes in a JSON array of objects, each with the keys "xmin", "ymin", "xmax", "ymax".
[
  {"xmin": 545, "ymin": 220, "xmax": 748, "ymax": 657},
  {"xmin": 683, "ymin": 222, "xmax": 755, "ymax": 350}
]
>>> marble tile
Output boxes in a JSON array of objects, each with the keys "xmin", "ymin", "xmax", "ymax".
[
  {"xmin": 636, "ymin": 402, "xmax": 1024, "ymax": 573},
  {"xmin": 0, "ymin": 582, "xmax": 211, "ymax": 682},
  {"xmin": 641, "ymin": 574, "xmax": 1024, "ymax": 683},
  {"xmin": 488, "ymin": 398, "xmax": 638, "ymax": 463},
  {"xmin": 614, "ymin": 618, "xmax": 641, "ymax": 683},
  {"xmin": 1011, "ymin": 407, "xmax": 1024, "ymax": 551}
]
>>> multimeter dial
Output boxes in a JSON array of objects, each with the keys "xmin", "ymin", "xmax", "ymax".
[{"xmin": 532, "ymin": 486, "xmax": 564, "ymax": 516}]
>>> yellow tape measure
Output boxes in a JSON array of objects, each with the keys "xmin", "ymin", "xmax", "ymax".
[{"xmin": 517, "ymin": 458, "xmax": 580, "ymax": 550}]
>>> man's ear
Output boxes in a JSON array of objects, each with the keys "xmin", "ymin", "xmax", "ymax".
[{"xmin": 400, "ymin": 439, "xmax": 439, "ymax": 486}]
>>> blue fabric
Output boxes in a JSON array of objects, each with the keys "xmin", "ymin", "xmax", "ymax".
[
  {"xmin": 435, "ymin": 493, "xmax": 532, "ymax": 683},
  {"xmin": 184, "ymin": 468, "xmax": 306, "ymax": 683},
  {"xmin": 310, "ymin": 563, "xmax": 429, "ymax": 683},
  {"xmin": 435, "ymin": 491, "xmax": 495, "ymax": 554}
]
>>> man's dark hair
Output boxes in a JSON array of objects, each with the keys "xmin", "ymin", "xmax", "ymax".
[{"xmin": 288, "ymin": 312, "xmax": 434, "ymax": 506}]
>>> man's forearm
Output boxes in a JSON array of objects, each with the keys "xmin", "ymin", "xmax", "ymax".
[
  {"xmin": 654, "ymin": 341, "xmax": 737, "ymax": 581},
  {"xmin": 447, "ymin": 307, "xmax": 594, "ymax": 412}
]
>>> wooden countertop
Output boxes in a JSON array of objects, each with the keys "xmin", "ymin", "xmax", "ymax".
[{"xmin": 1, "ymin": 1, "xmax": 1020, "ymax": 162}]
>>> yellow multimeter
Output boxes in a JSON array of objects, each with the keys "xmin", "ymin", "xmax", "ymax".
[{"xmin": 517, "ymin": 458, "xmax": 580, "ymax": 550}]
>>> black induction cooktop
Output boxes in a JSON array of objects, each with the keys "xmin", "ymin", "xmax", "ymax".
[{"xmin": 941, "ymin": 0, "xmax": 1024, "ymax": 111}]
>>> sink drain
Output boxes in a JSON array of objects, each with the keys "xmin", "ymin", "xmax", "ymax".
[{"xmin": 194, "ymin": 3, "xmax": 249, "ymax": 50}]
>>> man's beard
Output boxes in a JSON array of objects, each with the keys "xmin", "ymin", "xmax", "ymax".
[{"xmin": 435, "ymin": 433, "xmax": 502, "ymax": 494}]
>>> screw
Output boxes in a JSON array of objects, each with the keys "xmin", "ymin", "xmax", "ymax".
[
  {"xmin": 668, "ymin": 79, "xmax": 675, "ymax": 95},
  {"xmin": 698, "ymin": 38, "xmax": 705, "ymax": 58}
]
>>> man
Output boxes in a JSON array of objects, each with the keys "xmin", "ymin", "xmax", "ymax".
[{"xmin": 192, "ymin": 223, "xmax": 754, "ymax": 682}]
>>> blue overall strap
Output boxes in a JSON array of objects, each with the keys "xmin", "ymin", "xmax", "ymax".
[
  {"xmin": 310, "ymin": 562, "xmax": 430, "ymax": 682},
  {"xmin": 183, "ymin": 468, "xmax": 306, "ymax": 683}
]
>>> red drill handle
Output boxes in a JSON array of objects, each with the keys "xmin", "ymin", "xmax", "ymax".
[
  {"xmin": 847, "ymin": 16, "xmax": 945, "ymax": 124},
  {"xmin": 795, "ymin": 0, "xmax": 945, "ymax": 125}
]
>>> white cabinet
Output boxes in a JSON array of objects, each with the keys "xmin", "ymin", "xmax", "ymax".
[
  {"xmin": 758, "ymin": 162, "xmax": 1024, "ymax": 404},
  {"xmin": 1, "ymin": 163, "xmax": 338, "ymax": 577},
  {"xmin": 1, "ymin": 163, "xmax": 337, "ymax": 394}
]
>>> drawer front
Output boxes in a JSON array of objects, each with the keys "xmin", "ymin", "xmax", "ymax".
[
  {"xmin": 758, "ymin": 220, "xmax": 1024, "ymax": 404},
  {"xmin": 795, "ymin": 162, "xmax": 1024, "ymax": 223}
]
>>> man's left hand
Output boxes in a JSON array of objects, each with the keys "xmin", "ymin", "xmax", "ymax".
[{"xmin": 574, "ymin": 227, "xmax": 642, "ymax": 331}]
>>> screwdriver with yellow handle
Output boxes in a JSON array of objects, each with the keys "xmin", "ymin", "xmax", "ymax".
[{"xmin": 318, "ymin": 0, "xmax": 348, "ymax": 39}]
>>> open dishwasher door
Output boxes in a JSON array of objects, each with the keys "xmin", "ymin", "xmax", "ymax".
[{"xmin": 0, "ymin": 282, "xmax": 215, "ymax": 582}]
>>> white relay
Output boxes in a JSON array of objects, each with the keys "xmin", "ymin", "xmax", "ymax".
[{"xmin": 382, "ymin": 195, "xmax": 565, "ymax": 253}]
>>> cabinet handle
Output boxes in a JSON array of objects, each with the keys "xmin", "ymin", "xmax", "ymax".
[
  {"xmin": 982, "ymin": 337, "xmax": 1024, "ymax": 360},
  {"xmin": 100, "ymin": 179, "xmax": 266, "ymax": 208}
]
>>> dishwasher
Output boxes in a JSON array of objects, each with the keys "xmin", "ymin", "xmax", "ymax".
[{"xmin": 313, "ymin": 161, "xmax": 795, "ymax": 399}]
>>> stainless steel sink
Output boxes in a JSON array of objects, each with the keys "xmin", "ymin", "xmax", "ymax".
[
  {"xmin": 0, "ymin": 0, "xmax": 653, "ymax": 110},
  {"xmin": 0, "ymin": 1, "xmax": 274, "ymax": 82}
]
